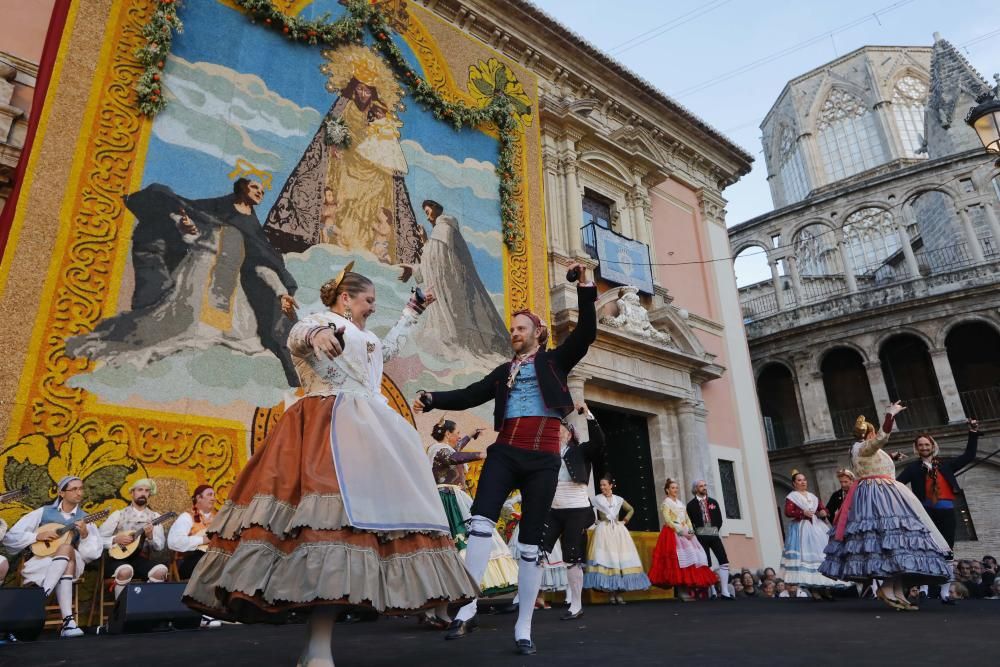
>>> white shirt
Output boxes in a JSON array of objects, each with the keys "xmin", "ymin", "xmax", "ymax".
[
  {"xmin": 3, "ymin": 504, "xmax": 103, "ymax": 562},
  {"xmin": 551, "ymin": 445, "xmax": 591, "ymax": 509},
  {"xmin": 99, "ymin": 505, "xmax": 166, "ymax": 552},
  {"xmin": 167, "ymin": 511, "xmax": 211, "ymax": 552}
]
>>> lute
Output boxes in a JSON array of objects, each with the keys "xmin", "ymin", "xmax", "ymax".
[
  {"xmin": 108, "ymin": 511, "xmax": 177, "ymax": 560},
  {"xmin": 31, "ymin": 508, "xmax": 110, "ymax": 558}
]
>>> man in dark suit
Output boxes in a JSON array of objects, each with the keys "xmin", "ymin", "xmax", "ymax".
[
  {"xmin": 413, "ymin": 263, "xmax": 597, "ymax": 656},
  {"xmin": 897, "ymin": 419, "xmax": 979, "ymax": 603},
  {"xmin": 688, "ymin": 480, "xmax": 733, "ymax": 599}
]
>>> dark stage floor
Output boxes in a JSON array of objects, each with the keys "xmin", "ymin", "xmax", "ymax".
[{"xmin": 3, "ymin": 598, "xmax": 998, "ymax": 667}]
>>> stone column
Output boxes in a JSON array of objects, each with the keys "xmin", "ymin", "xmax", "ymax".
[
  {"xmin": 957, "ymin": 207, "xmax": 985, "ymax": 263},
  {"xmin": 562, "ymin": 142, "xmax": 584, "ymax": 258},
  {"xmin": 837, "ymin": 237, "xmax": 859, "ymax": 293},
  {"xmin": 769, "ymin": 259, "xmax": 787, "ymax": 310},
  {"xmin": 786, "ymin": 255, "xmax": 804, "ymax": 306},
  {"xmin": 979, "ymin": 201, "xmax": 1000, "ymax": 258},
  {"xmin": 677, "ymin": 399, "xmax": 710, "ymax": 494},
  {"xmin": 928, "ymin": 348, "xmax": 967, "ymax": 423},
  {"xmin": 792, "ymin": 356, "xmax": 835, "ymax": 442},
  {"xmin": 864, "ymin": 360, "xmax": 891, "ymax": 411},
  {"xmin": 895, "ymin": 209, "xmax": 921, "ymax": 278}
]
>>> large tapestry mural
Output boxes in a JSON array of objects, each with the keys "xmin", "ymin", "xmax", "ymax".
[{"xmin": 0, "ymin": 0, "xmax": 547, "ymax": 524}]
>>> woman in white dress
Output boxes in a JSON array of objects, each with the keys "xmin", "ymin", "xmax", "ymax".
[
  {"xmin": 584, "ymin": 476, "xmax": 650, "ymax": 603},
  {"xmin": 780, "ymin": 471, "xmax": 849, "ymax": 600},
  {"xmin": 183, "ymin": 264, "xmax": 478, "ymax": 667}
]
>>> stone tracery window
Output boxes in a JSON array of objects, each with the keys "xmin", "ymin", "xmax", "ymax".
[
  {"xmin": 776, "ymin": 125, "xmax": 810, "ymax": 206},
  {"xmin": 891, "ymin": 75, "xmax": 928, "ymax": 158},
  {"xmin": 842, "ymin": 207, "xmax": 900, "ymax": 275},
  {"xmin": 793, "ymin": 223, "xmax": 839, "ymax": 276},
  {"xmin": 816, "ymin": 88, "xmax": 886, "ymax": 183}
]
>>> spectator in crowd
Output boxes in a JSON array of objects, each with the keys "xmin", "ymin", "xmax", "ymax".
[
  {"xmin": 740, "ymin": 571, "xmax": 758, "ymax": 598},
  {"xmin": 760, "ymin": 567, "xmax": 777, "ymax": 584},
  {"xmin": 956, "ymin": 559, "xmax": 986, "ymax": 599},
  {"xmin": 775, "ymin": 579, "xmax": 786, "ymax": 596},
  {"xmin": 906, "ymin": 585, "xmax": 923, "ymax": 606},
  {"xmin": 761, "ymin": 580, "xmax": 776, "ymax": 598},
  {"xmin": 987, "ymin": 579, "xmax": 1000, "ymax": 600},
  {"xmin": 780, "ymin": 582, "xmax": 809, "ymax": 598},
  {"xmin": 731, "ymin": 576, "xmax": 744, "ymax": 597},
  {"xmin": 950, "ymin": 582, "xmax": 969, "ymax": 600},
  {"xmin": 982, "ymin": 556, "xmax": 997, "ymax": 589}
]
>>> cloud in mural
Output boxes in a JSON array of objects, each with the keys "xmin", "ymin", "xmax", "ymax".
[
  {"xmin": 461, "ymin": 225, "xmax": 503, "ymax": 258},
  {"xmin": 401, "ymin": 140, "xmax": 499, "ymax": 201},
  {"xmin": 154, "ymin": 55, "xmax": 322, "ymax": 170}
]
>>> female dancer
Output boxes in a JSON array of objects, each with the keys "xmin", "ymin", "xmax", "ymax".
[
  {"xmin": 585, "ymin": 476, "xmax": 650, "ymax": 604},
  {"xmin": 819, "ymin": 402, "xmax": 951, "ymax": 610},
  {"xmin": 184, "ymin": 265, "xmax": 478, "ymax": 666},
  {"xmin": 648, "ymin": 479, "xmax": 717, "ymax": 601},
  {"xmin": 425, "ymin": 418, "xmax": 517, "ymax": 626},
  {"xmin": 780, "ymin": 471, "xmax": 848, "ymax": 600}
]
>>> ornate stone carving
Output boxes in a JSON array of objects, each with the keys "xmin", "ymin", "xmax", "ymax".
[{"xmin": 600, "ymin": 286, "xmax": 674, "ymax": 345}]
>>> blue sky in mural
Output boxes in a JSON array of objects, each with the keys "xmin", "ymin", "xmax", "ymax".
[{"xmin": 142, "ymin": 0, "xmax": 504, "ymax": 292}]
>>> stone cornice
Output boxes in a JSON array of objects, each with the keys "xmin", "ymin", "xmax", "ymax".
[{"xmin": 418, "ymin": 0, "xmax": 753, "ymax": 187}]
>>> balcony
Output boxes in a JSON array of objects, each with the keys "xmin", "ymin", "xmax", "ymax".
[{"xmin": 581, "ymin": 222, "xmax": 654, "ymax": 294}]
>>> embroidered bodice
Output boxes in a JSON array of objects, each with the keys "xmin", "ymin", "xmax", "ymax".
[
  {"xmin": 661, "ymin": 496, "xmax": 692, "ymax": 533},
  {"xmin": 851, "ymin": 429, "xmax": 894, "ymax": 477},
  {"xmin": 287, "ymin": 308, "xmax": 419, "ymax": 399}
]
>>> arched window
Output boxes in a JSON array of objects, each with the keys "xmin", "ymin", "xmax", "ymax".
[
  {"xmin": 816, "ymin": 88, "xmax": 886, "ymax": 182},
  {"xmin": 776, "ymin": 125, "xmax": 810, "ymax": 206},
  {"xmin": 891, "ymin": 76, "xmax": 929, "ymax": 158},
  {"xmin": 842, "ymin": 208, "xmax": 900, "ymax": 276}
]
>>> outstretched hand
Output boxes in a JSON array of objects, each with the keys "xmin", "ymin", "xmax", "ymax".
[
  {"xmin": 886, "ymin": 401, "xmax": 906, "ymax": 417},
  {"xmin": 312, "ymin": 326, "xmax": 344, "ymax": 360}
]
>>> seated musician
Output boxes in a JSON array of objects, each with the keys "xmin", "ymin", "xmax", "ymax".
[
  {"xmin": 167, "ymin": 484, "xmax": 215, "ymax": 580},
  {"xmin": 167, "ymin": 484, "xmax": 222, "ymax": 629},
  {"xmin": 98, "ymin": 478, "xmax": 168, "ymax": 598},
  {"xmin": 2, "ymin": 476, "xmax": 102, "ymax": 637}
]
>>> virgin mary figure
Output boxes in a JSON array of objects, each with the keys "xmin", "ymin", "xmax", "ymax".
[{"xmin": 263, "ymin": 45, "xmax": 423, "ymax": 264}]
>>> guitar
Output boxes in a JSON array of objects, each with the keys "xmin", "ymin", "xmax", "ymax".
[
  {"xmin": 31, "ymin": 509, "xmax": 110, "ymax": 558},
  {"xmin": 0, "ymin": 485, "xmax": 30, "ymax": 504},
  {"xmin": 108, "ymin": 511, "xmax": 177, "ymax": 560}
]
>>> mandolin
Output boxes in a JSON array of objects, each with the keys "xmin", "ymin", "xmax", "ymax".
[
  {"xmin": 0, "ymin": 485, "xmax": 29, "ymax": 504},
  {"xmin": 108, "ymin": 511, "xmax": 177, "ymax": 560},
  {"xmin": 31, "ymin": 509, "xmax": 110, "ymax": 558}
]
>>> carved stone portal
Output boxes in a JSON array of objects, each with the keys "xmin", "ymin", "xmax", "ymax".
[{"xmin": 600, "ymin": 285, "xmax": 673, "ymax": 345}]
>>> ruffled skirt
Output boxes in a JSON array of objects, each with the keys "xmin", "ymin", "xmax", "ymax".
[
  {"xmin": 780, "ymin": 519, "xmax": 850, "ymax": 588},
  {"xmin": 540, "ymin": 538, "xmax": 569, "ymax": 592},
  {"xmin": 584, "ymin": 522, "xmax": 651, "ymax": 592},
  {"xmin": 648, "ymin": 527, "xmax": 717, "ymax": 588},
  {"xmin": 819, "ymin": 478, "xmax": 950, "ymax": 584},
  {"xmin": 183, "ymin": 396, "xmax": 479, "ymax": 622}
]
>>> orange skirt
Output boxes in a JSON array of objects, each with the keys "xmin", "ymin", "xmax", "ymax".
[{"xmin": 183, "ymin": 396, "xmax": 478, "ymax": 623}]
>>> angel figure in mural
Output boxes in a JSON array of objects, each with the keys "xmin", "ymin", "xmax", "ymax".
[
  {"xmin": 65, "ymin": 178, "xmax": 301, "ymax": 387},
  {"xmin": 263, "ymin": 44, "xmax": 423, "ymax": 264},
  {"xmin": 400, "ymin": 200, "xmax": 510, "ymax": 360}
]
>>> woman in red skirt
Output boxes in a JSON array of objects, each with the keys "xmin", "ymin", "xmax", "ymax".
[
  {"xmin": 648, "ymin": 478, "xmax": 718, "ymax": 601},
  {"xmin": 184, "ymin": 265, "xmax": 478, "ymax": 667}
]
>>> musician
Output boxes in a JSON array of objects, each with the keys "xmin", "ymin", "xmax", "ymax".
[
  {"xmin": 0, "ymin": 517, "xmax": 8, "ymax": 584},
  {"xmin": 98, "ymin": 478, "xmax": 169, "ymax": 598},
  {"xmin": 167, "ymin": 484, "xmax": 215, "ymax": 579},
  {"xmin": 2, "ymin": 476, "xmax": 102, "ymax": 637}
]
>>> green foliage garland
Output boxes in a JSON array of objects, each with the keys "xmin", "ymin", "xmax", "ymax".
[{"xmin": 134, "ymin": 0, "xmax": 527, "ymax": 247}]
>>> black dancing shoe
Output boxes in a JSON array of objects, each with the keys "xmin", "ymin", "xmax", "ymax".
[
  {"xmin": 515, "ymin": 639, "xmax": 537, "ymax": 655},
  {"xmin": 445, "ymin": 616, "xmax": 478, "ymax": 640},
  {"xmin": 560, "ymin": 609, "xmax": 584, "ymax": 621}
]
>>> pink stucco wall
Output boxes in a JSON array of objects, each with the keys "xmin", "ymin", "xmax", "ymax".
[{"xmin": 0, "ymin": 0, "xmax": 56, "ymax": 115}]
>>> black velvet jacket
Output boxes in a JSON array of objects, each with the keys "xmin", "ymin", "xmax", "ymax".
[
  {"xmin": 425, "ymin": 284, "xmax": 598, "ymax": 430},
  {"xmin": 563, "ymin": 419, "xmax": 605, "ymax": 484},
  {"xmin": 687, "ymin": 496, "xmax": 724, "ymax": 530},
  {"xmin": 896, "ymin": 431, "xmax": 979, "ymax": 503}
]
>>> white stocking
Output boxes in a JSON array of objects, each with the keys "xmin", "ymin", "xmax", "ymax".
[
  {"xmin": 147, "ymin": 564, "xmax": 169, "ymax": 583},
  {"xmin": 566, "ymin": 565, "xmax": 584, "ymax": 614},
  {"xmin": 719, "ymin": 564, "xmax": 732, "ymax": 597},
  {"xmin": 514, "ymin": 543, "xmax": 543, "ymax": 642},
  {"xmin": 455, "ymin": 516, "xmax": 494, "ymax": 623},
  {"xmin": 41, "ymin": 557, "xmax": 70, "ymax": 595},
  {"xmin": 302, "ymin": 610, "xmax": 335, "ymax": 667},
  {"xmin": 56, "ymin": 577, "xmax": 75, "ymax": 620},
  {"xmin": 113, "ymin": 564, "xmax": 134, "ymax": 600}
]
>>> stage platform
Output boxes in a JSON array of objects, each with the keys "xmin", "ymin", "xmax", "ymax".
[{"xmin": 4, "ymin": 598, "xmax": 998, "ymax": 666}]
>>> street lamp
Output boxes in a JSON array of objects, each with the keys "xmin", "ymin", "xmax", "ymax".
[{"xmin": 965, "ymin": 74, "xmax": 1000, "ymax": 159}]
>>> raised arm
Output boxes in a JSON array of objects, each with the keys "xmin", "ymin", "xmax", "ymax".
[
  {"xmin": 857, "ymin": 404, "xmax": 905, "ymax": 457},
  {"xmin": 419, "ymin": 366, "xmax": 504, "ymax": 413},
  {"xmin": 950, "ymin": 421, "xmax": 980, "ymax": 471},
  {"xmin": 550, "ymin": 283, "xmax": 598, "ymax": 373},
  {"xmin": 580, "ymin": 416, "xmax": 606, "ymax": 463}
]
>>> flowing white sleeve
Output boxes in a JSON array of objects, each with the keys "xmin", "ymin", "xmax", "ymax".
[
  {"xmin": 0, "ymin": 518, "xmax": 6, "ymax": 542},
  {"xmin": 77, "ymin": 527, "xmax": 103, "ymax": 563},
  {"xmin": 381, "ymin": 308, "xmax": 420, "ymax": 363},
  {"xmin": 2, "ymin": 507, "xmax": 43, "ymax": 553},
  {"xmin": 99, "ymin": 510, "xmax": 122, "ymax": 550},
  {"xmin": 288, "ymin": 313, "xmax": 333, "ymax": 357},
  {"xmin": 168, "ymin": 513, "xmax": 203, "ymax": 552}
]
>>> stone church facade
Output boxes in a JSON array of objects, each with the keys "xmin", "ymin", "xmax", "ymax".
[{"xmin": 728, "ymin": 36, "xmax": 1000, "ymax": 558}]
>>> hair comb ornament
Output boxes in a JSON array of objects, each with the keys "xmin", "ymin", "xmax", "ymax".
[{"xmin": 331, "ymin": 261, "xmax": 355, "ymax": 291}]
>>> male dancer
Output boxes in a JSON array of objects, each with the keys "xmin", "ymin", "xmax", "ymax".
[
  {"xmin": 897, "ymin": 419, "xmax": 979, "ymax": 604},
  {"xmin": 687, "ymin": 480, "xmax": 733, "ymax": 599},
  {"xmin": 413, "ymin": 263, "xmax": 596, "ymax": 655}
]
